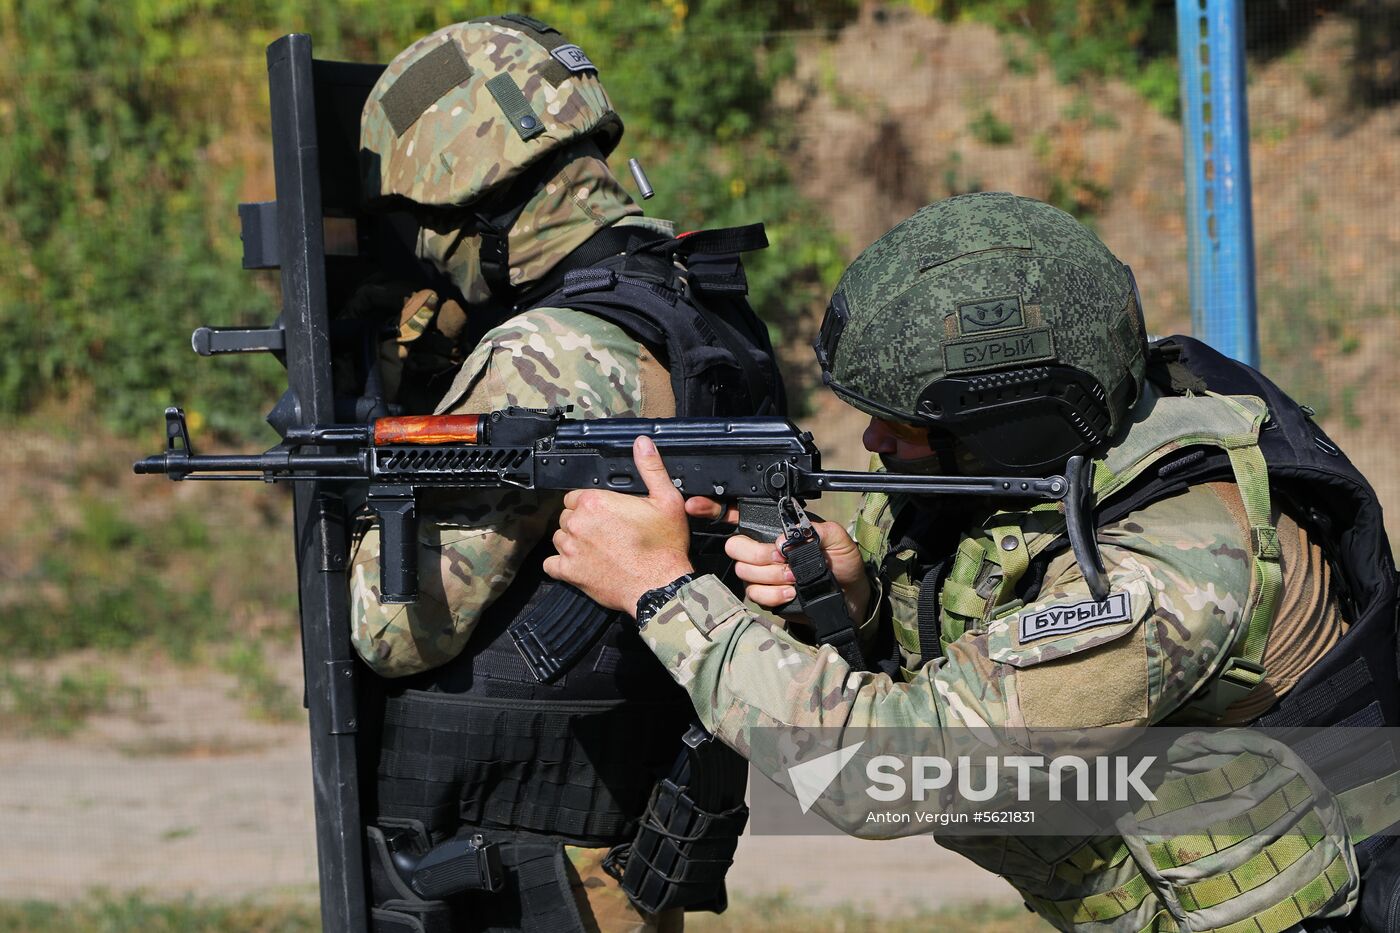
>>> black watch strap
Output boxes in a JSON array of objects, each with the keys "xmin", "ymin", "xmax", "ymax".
[{"xmin": 635, "ymin": 573, "xmax": 696, "ymax": 630}]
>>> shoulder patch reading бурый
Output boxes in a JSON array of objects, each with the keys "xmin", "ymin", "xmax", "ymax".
[{"xmin": 1018, "ymin": 592, "xmax": 1131, "ymax": 643}]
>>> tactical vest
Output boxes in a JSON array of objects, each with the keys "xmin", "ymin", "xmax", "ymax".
[
  {"xmin": 370, "ymin": 224, "xmax": 784, "ymax": 933},
  {"xmin": 853, "ymin": 336, "xmax": 1399, "ymax": 931}
]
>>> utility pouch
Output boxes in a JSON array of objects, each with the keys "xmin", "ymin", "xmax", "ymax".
[
  {"xmin": 608, "ymin": 777, "xmax": 748, "ymax": 914},
  {"xmin": 618, "ymin": 723, "xmax": 750, "ymax": 914}
]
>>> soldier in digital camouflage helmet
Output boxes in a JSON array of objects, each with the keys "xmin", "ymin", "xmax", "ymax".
[
  {"xmin": 350, "ymin": 15, "xmax": 784, "ymax": 932},
  {"xmin": 546, "ymin": 193, "xmax": 1400, "ymax": 931}
]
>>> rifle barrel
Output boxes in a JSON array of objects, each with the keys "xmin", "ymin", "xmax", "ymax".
[{"xmin": 133, "ymin": 452, "xmax": 365, "ymax": 477}]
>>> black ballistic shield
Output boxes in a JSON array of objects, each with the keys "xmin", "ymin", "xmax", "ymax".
[
  {"xmin": 196, "ymin": 35, "xmax": 406, "ymax": 932},
  {"xmin": 265, "ymin": 37, "xmax": 370, "ymax": 932}
]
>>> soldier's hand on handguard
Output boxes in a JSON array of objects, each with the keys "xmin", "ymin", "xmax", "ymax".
[
  {"xmin": 544, "ymin": 436, "xmax": 697, "ymax": 615},
  {"xmin": 684, "ymin": 495, "xmax": 872, "ymax": 623}
]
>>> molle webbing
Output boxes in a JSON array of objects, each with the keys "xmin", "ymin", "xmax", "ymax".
[
  {"xmin": 1029, "ymin": 747, "xmax": 1355, "ymax": 931},
  {"xmin": 376, "ymin": 691, "xmax": 687, "ymax": 846},
  {"xmin": 1028, "ymin": 872, "xmax": 1152, "ymax": 926},
  {"xmin": 380, "ymin": 39, "xmax": 474, "ymax": 137},
  {"xmin": 1172, "ymin": 814, "xmax": 1327, "ymax": 911},
  {"xmin": 1031, "ymin": 845, "xmax": 1349, "ymax": 931},
  {"xmin": 1080, "ymin": 745, "xmax": 1377, "ymax": 932},
  {"xmin": 937, "ymin": 537, "xmax": 997, "ymax": 644},
  {"xmin": 853, "ymin": 486, "xmax": 892, "ymax": 560},
  {"xmin": 1053, "ymin": 839, "xmax": 1134, "ymax": 886}
]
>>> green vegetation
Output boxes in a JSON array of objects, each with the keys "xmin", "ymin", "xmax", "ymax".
[
  {"xmin": 1257, "ymin": 193, "xmax": 1382, "ymax": 431},
  {"xmin": 7, "ymin": 496, "xmax": 210, "ymax": 659},
  {"xmin": 0, "ymin": 893, "xmax": 1044, "ymax": 932},
  {"xmin": 939, "ymin": 151, "xmax": 985, "ymax": 199},
  {"xmin": 218, "ymin": 642, "xmax": 299, "ymax": 723},
  {"xmin": 0, "ymin": 894, "xmax": 320, "ymax": 933},
  {"xmin": 0, "ymin": 666, "xmax": 143, "ymax": 737},
  {"xmin": 1027, "ymin": 132, "xmax": 1107, "ymax": 223},
  {"xmin": 969, "ymin": 107, "xmax": 1015, "ymax": 145},
  {"xmin": 0, "ymin": 414, "xmax": 296, "ymax": 731},
  {"xmin": 900, "ymin": 0, "xmax": 1391, "ymax": 117},
  {"xmin": 2, "ymin": 489, "xmax": 291, "ymax": 661},
  {"xmin": 1061, "ymin": 94, "xmax": 1119, "ymax": 130},
  {"xmin": 0, "ymin": 1, "xmax": 287, "ymax": 441},
  {"xmin": 1259, "ymin": 269, "xmax": 1378, "ymax": 430}
]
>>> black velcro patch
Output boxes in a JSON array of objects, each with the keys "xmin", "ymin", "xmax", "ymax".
[
  {"xmin": 380, "ymin": 40, "xmax": 473, "ymax": 138},
  {"xmin": 499, "ymin": 12, "xmax": 558, "ymax": 34}
]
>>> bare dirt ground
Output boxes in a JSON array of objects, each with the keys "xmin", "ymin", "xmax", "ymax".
[{"xmin": 0, "ymin": 643, "xmax": 1018, "ymax": 913}]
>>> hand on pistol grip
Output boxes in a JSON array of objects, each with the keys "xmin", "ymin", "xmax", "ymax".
[{"xmin": 683, "ymin": 496, "xmax": 871, "ymax": 624}]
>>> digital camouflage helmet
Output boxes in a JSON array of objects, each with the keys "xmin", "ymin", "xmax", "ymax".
[
  {"xmin": 361, "ymin": 14, "xmax": 623, "ymax": 297},
  {"xmin": 815, "ymin": 192, "xmax": 1148, "ymax": 473}
]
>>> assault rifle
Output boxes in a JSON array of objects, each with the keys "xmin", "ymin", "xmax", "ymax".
[{"xmin": 136, "ymin": 405, "xmax": 1108, "ymax": 678}]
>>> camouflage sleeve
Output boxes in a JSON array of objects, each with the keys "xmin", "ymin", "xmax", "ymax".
[
  {"xmin": 349, "ymin": 307, "xmax": 674, "ymax": 677},
  {"xmin": 641, "ymin": 483, "xmax": 1253, "ymax": 831}
]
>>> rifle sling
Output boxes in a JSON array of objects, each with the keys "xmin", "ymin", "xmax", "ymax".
[{"xmin": 783, "ymin": 533, "xmax": 867, "ymax": 670}]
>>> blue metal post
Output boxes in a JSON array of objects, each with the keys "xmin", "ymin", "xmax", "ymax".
[{"xmin": 1177, "ymin": 0, "xmax": 1259, "ymax": 367}]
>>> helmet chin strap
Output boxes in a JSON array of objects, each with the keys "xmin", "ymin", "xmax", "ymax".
[
  {"xmin": 474, "ymin": 216, "xmax": 516, "ymax": 302},
  {"xmin": 462, "ymin": 147, "xmax": 578, "ymax": 304}
]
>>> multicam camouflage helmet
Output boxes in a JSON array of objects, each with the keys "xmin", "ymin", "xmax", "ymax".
[
  {"xmin": 814, "ymin": 192, "xmax": 1148, "ymax": 472},
  {"xmin": 360, "ymin": 13, "xmax": 622, "ymax": 211}
]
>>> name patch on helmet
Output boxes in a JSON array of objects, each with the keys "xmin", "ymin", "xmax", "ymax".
[
  {"xmin": 551, "ymin": 44, "xmax": 598, "ymax": 74},
  {"xmin": 1018, "ymin": 593, "xmax": 1130, "ymax": 643},
  {"xmin": 958, "ymin": 295, "xmax": 1023, "ymax": 334},
  {"xmin": 944, "ymin": 327, "xmax": 1054, "ymax": 373}
]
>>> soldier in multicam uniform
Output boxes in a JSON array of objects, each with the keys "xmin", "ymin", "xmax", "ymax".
[
  {"xmin": 547, "ymin": 193, "xmax": 1400, "ymax": 931},
  {"xmin": 350, "ymin": 15, "xmax": 783, "ymax": 933}
]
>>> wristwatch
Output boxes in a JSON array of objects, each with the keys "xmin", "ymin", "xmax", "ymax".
[{"xmin": 634, "ymin": 573, "xmax": 695, "ymax": 630}]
